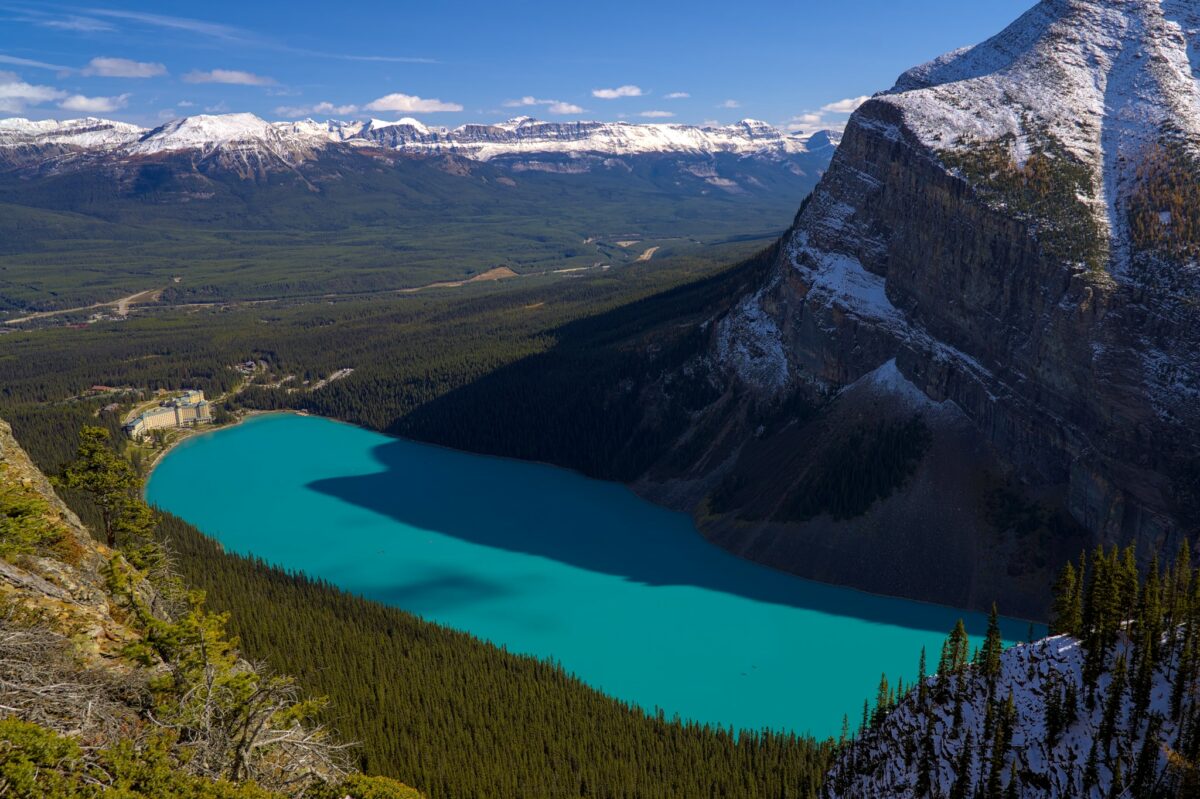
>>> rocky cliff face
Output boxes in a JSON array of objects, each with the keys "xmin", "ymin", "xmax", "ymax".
[{"xmin": 639, "ymin": 0, "xmax": 1200, "ymax": 617}]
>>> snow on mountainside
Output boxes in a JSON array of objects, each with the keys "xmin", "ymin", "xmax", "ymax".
[
  {"xmin": 881, "ymin": 0, "xmax": 1200, "ymax": 276},
  {"xmin": 823, "ymin": 635, "xmax": 1185, "ymax": 798},
  {"xmin": 0, "ymin": 113, "xmax": 837, "ymax": 174},
  {"xmin": 622, "ymin": 0, "xmax": 1200, "ymax": 619},
  {"xmin": 0, "ymin": 117, "xmax": 142, "ymax": 148}
]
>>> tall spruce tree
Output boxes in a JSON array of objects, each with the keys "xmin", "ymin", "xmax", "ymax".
[
  {"xmin": 1052, "ymin": 562, "xmax": 1081, "ymax": 636},
  {"xmin": 948, "ymin": 732, "xmax": 975, "ymax": 799},
  {"xmin": 980, "ymin": 604, "xmax": 1004, "ymax": 686}
]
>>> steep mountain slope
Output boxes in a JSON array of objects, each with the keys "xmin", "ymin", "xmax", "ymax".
[
  {"xmin": 825, "ymin": 635, "xmax": 1188, "ymax": 798},
  {"xmin": 824, "ymin": 544, "xmax": 1200, "ymax": 798},
  {"xmin": 615, "ymin": 0, "xmax": 1200, "ymax": 616}
]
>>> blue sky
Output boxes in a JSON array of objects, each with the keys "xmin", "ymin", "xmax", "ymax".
[{"xmin": 1, "ymin": 1, "xmax": 1034, "ymax": 130}]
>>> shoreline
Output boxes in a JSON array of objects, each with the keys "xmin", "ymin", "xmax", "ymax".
[
  {"xmin": 141, "ymin": 408, "xmax": 309, "ymax": 475},
  {"xmin": 146, "ymin": 408, "xmax": 1046, "ymax": 629}
]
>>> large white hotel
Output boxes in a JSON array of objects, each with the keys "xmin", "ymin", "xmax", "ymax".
[{"xmin": 124, "ymin": 390, "xmax": 213, "ymax": 439}]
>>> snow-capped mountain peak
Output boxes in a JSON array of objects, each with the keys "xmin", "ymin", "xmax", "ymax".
[
  {"xmin": 0, "ymin": 112, "xmax": 841, "ymax": 174},
  {"xmin": 0, "ymin": 116, "xmax": 142, "ymax": 149},
  {"xmin": 129, "ymin": 113, "xmax": 281, "ymax": 154},
  {"xmin": 878, "ymin": 0, "xmax": 1200, "ymax": 275}
]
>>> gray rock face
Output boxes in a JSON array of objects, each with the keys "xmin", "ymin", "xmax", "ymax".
[{"xmin": 645, "ymin": 0, "xmax": 1200, "ymax": 615}]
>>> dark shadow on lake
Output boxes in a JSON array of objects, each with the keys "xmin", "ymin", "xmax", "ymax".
[{"xmin": 307, "ymin": 435, "xmax": 1006, "ymax": 637}]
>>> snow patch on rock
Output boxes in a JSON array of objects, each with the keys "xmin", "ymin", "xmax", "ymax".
[{"xmin": 715, "ymin": 288, "xmax": 789, "ymax": 393}]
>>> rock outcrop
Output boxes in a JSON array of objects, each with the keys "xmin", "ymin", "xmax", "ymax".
[
  {"xmin": 638, "ymin": 0, "xmax": 1200, "ymax": 617},
  {"xmin": 0, "ymin": 418, "xmax": 143, "ymax": 660}
]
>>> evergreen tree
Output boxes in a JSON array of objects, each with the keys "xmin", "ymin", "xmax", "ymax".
[
  {"xmin": 1004, "ymin": 761, "xmax": 1019, "ymax": 799},
  {"xmin": 1130, "ymin": 712, "xmax": 1164, "ymax": 795},
  {"xmin": 1082, "ymin": 738, "xmax": 1100, "ymax": 795},
  {"xmin": 980, "ymin": 604, "xmax": 1005, "ymax": 686},
  {"xmin": 1045, "ymin": 680, "xmax": 1063, "ymax": 746},
  {"xmin": 918, "ymin": 646, "xmax": 929, "ymax": 705},
  {"xmin": 939, "ymin": 620, "xmax": 971, "ymax": 676},
  {"xmin": 1063, "ymin": 681, "xmax": 1079, "ymax": 729},
  {"xmin": 948, "ymin": 732, "xmax": 975, "ymax": 799},
  {"xmin": 873, "ymin": 674, "xmax": 892, "ymax": 728},
  {"xmin": 917, "ymin": 714, "xmax": 936, "ymax": 798},
  {"xmin": 1052, "ymin": 562, "xmax": 1081, "ymax": 635},
  {"xmin": 1099, "ymin": 653, "xmax": 1127, "ymax": 754},
  {"xmin": 60, "ymin": 426, "xmax": 146, "ymax": 547}
]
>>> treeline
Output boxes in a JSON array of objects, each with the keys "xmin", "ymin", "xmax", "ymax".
[{"xmin": 161, "ymin": 511, "xmax": 836, "ymax": 799}]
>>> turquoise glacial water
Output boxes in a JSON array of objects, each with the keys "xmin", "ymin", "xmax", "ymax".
[{"xmin": 146, "ymin": 413, "xmax": 1032, "ymax": 737}]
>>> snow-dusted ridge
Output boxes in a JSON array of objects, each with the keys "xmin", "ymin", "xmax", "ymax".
[
  {"xmin": 823, "ymin": 634, "xmax": 1184, "ymax": 798},
  {"xmin": 0, "ymin": 112, "xmax": 839, "ymax": 170},
  {"xmin": 879, "ymin": 0, "xmax": 1200, "ymax": 270}
]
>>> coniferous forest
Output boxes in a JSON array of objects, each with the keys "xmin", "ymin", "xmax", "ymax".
[{"xmin": 159, "ymin": 512, "xmax": 835, "ymax": 799}]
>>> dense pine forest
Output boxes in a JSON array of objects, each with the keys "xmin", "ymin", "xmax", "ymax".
[{"xmin": 161, "ymin": 512, "xmax": 835, "ymax": 799}]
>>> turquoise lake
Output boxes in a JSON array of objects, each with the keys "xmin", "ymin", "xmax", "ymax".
[{"xmin": 146, "ymin": 413, "xmax": 1032, "ymax": 737}]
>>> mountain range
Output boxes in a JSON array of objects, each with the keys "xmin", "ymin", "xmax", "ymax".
[
  {"xmin": 0, "ymin": 115, "xmax": 836, "ymax": 313},
  {"xmin": 0, "ymin": 113, "xmax": 837, "ymax": 179}
]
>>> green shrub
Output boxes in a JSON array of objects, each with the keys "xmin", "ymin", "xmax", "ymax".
[
  {"xmin": 0, "ymin": 465, "xmax": 69, "ymax": 561},
  {"xmin": 0, "ymin": 719, "xmax": 282, "ymax": 799}
]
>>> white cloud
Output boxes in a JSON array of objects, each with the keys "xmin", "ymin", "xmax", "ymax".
[
  {"xmin": 37, "ymin": 15, "xmax": 116, "ymax": 33},
  {"xmin": 664, "ymin": 92, "xmax": 690, "ymax": 99},
  {"xmin": 784, "ymin": 94, "xmax": 870, "ymax": 135},
  {"xmin": 639, "ymin": 110, "xmax": 674, "ymax": 118},
  {"xmin": 59, "ymin": 93, "xmax": 131, "ymax": 113},
  {"xmin": 0, "ymin": 54, "xmax": 69, "ymax": 71},
  {"xmin": 365, "ymin": 92, "xmax": 462, "ymax": 113},
  {"xmin": 820, "ymin": 96, "xmax": 870, "ymax": 114},
  {"xmin": 547, "ymin": 101, "xmax": 583, "ymax": 115},
  {"xmin": 183, "ymin": 69, "xmax": 275, "ymax": 86},
  {"xmin": 718, "ymin": 99, "xmax": 740, "ymax": 109},
  {"xmin": 275, "ymin": 101, "xmax": 360, "ymax": 117},
  {"xmin": 592, "ymin": 85, "xmax": 643, "ymax": 99},
  {"xmin": 83, "ymin": 57, "xmax": 167, "ymax": 78},
  {"xmin": 204, "ymin": 101, "xmax": 231, "ymax": 113},
  {"xmin": 503, "ymin": 96, "xmax": 584, "ymax": 115},
  {"xmin": 0, "ymin": 71, "xmax": 67, "ymax": 112},
  {"xmin": 177, "ymin": 100, "xmax": 195, "ymax": 107}
]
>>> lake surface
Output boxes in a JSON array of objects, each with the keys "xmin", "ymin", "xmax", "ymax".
[{"xmin": 147, "ymin": 413, "xmax": 1032, "ymax": 737}]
